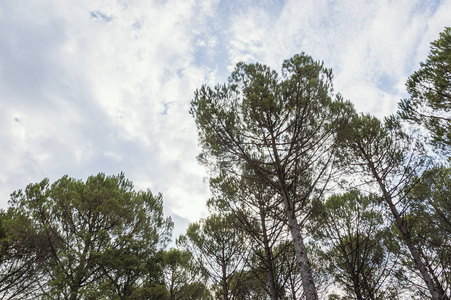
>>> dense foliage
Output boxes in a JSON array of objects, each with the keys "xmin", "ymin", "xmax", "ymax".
[{"xmin": 1, "ymin": 173, "xmax": 178, "ymax": 299}]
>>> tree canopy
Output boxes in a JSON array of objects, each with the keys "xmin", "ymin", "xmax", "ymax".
[
  {"xmin": 2, "ymin": 173, "xmax": 174, "ymax": 300},
  {"xmin": 398, "ymin": 27, "xmax": 451, "ymax": 150},
  {"xmin": 191, "ymin": 53, "xmax": 355, "ymax": 300}
]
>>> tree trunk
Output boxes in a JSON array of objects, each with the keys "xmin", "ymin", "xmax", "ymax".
[
  {"xmin": 260, "ymin": 207, "xmax": 279, "ymax": 300},
  {"xmin": 282, "ymin": 191, "xmax": 318, "ymax": 300},
  {"xmin": 371, "ymin": 168, "xmax": 447, "ymax": 300},
  {"xmin": 170, "ymin": 279, "xmax": 175, "ymax": 300},
  {"xmin": 222, "ymin": 262, "xmax": 228, "ymax": 300},
  {"xmin": 339, "ymin": 240, "xmax": 363, "ymax": 300},
  {"xmin": 70, "ymin": 250, "xmax": 88, "ymax": 300}
]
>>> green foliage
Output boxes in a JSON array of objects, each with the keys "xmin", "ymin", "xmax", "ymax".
[
  {"xmin": 404, "ymin": 165, "xmax": 451, "ymax": 295},
  {"xmin": 226, "ymin": 270, "xmax": 268, "ymax": 300},
  {"xmin": 191, "ymin": 52, "xmax": 354, "ymax": 194},
  {"xmin": 272, "ymin": 241, "xmax": 304, "ymax": 299},
  {"xmin": 4, "ymin": 173, "xmax": 173, "ymax": 300},
  {"xmin": 309, "ymin": 191, "xmax": 401, "ymax": 299},
  {"xmin": 342, "ymin": 112, "xmax": 450, "ymax": 299},
  {"xmin": 343, "ymin": 114, "xmax": 412, "ymax": 178},
  {"xmin": 208, "ymin": 171, "xmax": 289, "ymax": 300},
  {"xmin": 0, "ymin": 209, "xmax": 49, "ymax": 299},
  {"xmin": 398, "ymin": 27, "xmax": 451, "ymax": 150},
  {"xmin": 179, "ymin": 213, "xmax": 249, "ymax": 300},
  {"xmin": 163, "ymin": 248, "xmax": 211, "ymax": 300},
  {"xmin": 176, "ymin": 282, "xmax": 212, "ymax": 300},
  {"xmin": 191, "ymin": 53, "xmax": 356, "ymax": 300}
]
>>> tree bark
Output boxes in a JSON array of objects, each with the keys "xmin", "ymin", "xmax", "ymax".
[
  {"xmin": 282, "ymin": 191, "xmax": 318, "ymax": 300},
  {"xmin": 222, "ymin": 262, "xmax": 228, "ymax": 300},
  {"xmin": 337, "ymin": 235, "xmax": 363, "ymax": 300},
  {"xmin": 260, "ymin": 207, "xmax": 279, "ymax": 300}
]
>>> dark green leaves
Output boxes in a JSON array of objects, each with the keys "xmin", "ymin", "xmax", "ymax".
[{"xmin": 3, "ymin": 173, "xmax": 173, "ymax": 299}]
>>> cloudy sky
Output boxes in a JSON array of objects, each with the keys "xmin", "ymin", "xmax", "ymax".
[{"xmin": 1, "ymin": 0, "xmax": 450, "ymax": 238}]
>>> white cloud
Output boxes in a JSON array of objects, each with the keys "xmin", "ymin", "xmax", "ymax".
[
  {"xmin": 0, "ymin": 0, "xmax": 218, "ymax": 230},
  {"xmin": 227, "ymin": 0, "xmax": 450, "ymax": 117}
]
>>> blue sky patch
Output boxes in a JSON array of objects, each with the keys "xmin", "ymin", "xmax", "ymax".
[{"xmin": 90, "ymin": 11, "xmax": 113, "ymax": 22}]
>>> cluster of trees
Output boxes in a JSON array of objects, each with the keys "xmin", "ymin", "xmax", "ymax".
[
  {"xmin": 185, "ymin": 27, "xmax": 450, "ymax": 299},
  {"xmin": 0, "ymin": 28, "xmax": 449, "ymax": 299},
  {"xmin": 0, "ymin": 173, "xmax": 211, "ymax": 299}
]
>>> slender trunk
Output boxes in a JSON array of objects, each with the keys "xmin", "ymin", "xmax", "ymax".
[
  {"xmin": 222, "ymin": 262, "xmax": 228, "ymax": 300},
  {"xmin": 361, "ymin": 272, "xmax": 377, "ymax": 300},
  {"xmin": 351, "ymin": 275, "xmax": 363, "ymax": 300},
  {"xmin": 70, "ymin": 247, "xmax": 89, "ymax": 300},
  {"xmin": 353, "ymin": 282, "xmax": 364, "ymax": 300},
  {"xmin": 419, "ymin": 246, "xmax": 449, "ymax": 299},
  {"xmin": 282, "ymin": 191, "xmax": 318, "ymax": 300},
  {"xmin": 339, "ymin": 240, "xmax": 363, "ymax": 300},
  {"xmin": 70, "ymin": 264, "xmax": 84, "ymax": 300},
  {"xmin": 371, "ymin": 168, "xmax": 447, "ymax": 300},
  {"xmin": 259, "ymin": 208, "xmax": 279, "ymax": 300},
  {"xmin": 170, "ymin": 276, "xmax": 175, "ymax": 300},
  {"xmin": 266, "ymin": 123, "xmax": 318, "ymax": 300}
]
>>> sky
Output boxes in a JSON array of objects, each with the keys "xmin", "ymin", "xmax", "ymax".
[{"xmin": 0, "ymin": 0, "xmax": 450, "ymax": 239}]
